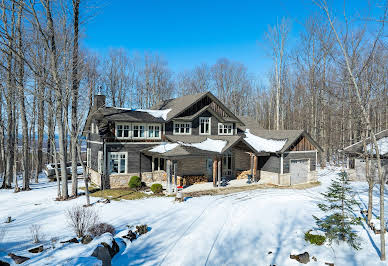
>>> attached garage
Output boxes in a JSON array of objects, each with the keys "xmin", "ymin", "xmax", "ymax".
[{"xmin": 290, "ymin": 159, "xmax": 310, "ymax": 185}]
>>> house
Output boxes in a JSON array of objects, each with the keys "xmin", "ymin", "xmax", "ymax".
[
  {"xmin": 83, "ymin": 91, "xmax": 323, "ymax": 191},
  {"xmin": 342, "ymin": 129, "xmax": 388, "ymax": 181}
]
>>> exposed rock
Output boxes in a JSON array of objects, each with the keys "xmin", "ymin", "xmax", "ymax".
[
  {"xmin": 7, "ymin": 253, "xmax": 30, "ymax": 264},
  {"xmin": 122, "ymin": 230, "xmax": 137, "ymax": 242},
  {"xmin": 91, "ymin": 238, "xmax": 119, "ymax": 266},
  {"xmin": 325, "ymin": 263, "xmax": 334, "ymax": 266},
  {"xmin": 0, "ymin": 260, "xmax": 10, "ymax": 266},
  {"xmin": 312, "ymin": 256, "xmax": 317, "ymax": 262},
  {"xmin": 268, "ymin": 251, "xmax": 273, "ymax": 254},
  {"xmin": 91, "ymin": 246, "xmax": 111, "ymax": 266},
  {"xmin": 136, "ymin": 225, "xmax": 148, "ymax": 236},
  {"xmin": 81, "ymin": 235, "xmax": 93, "ymax": 244},
  {"xmin": 60, "ymin": 237, "xmax": 79, "ymax": 244},
  {"xmin": 28, "ymin": 245, "xmax": 44, "ymax": 253},
  {"xmin": 101, "ymin": 240, "xmax": 119, "ymax": 258},
  {"xmin": 290, "ymin": 252, "xmax": 310, "ymax": 264}
]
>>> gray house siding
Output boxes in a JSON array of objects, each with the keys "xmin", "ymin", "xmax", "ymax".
[
  {"xmin": 106, "ymin": 143, "xmax": 153, "ymax": 173},
  {"xmin": 89, "ymin": 141, "xmax": 102, "ymax": 172},
  {"xmin": 258, "ymin": 155, "xmax": 281, "ymax": 173},
  {"xmin": 283, "ymin": 151, "xmax": 317, "ymax": 173}
]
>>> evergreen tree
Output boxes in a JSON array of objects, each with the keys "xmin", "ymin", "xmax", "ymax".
[{"xmin": 313, "ymin": 171, "xmax": 361, "ymax": 249}]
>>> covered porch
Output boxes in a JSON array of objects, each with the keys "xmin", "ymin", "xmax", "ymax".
[{"xmin": 141, "ymin": 138, "xmax": 268, "ymax": 194}]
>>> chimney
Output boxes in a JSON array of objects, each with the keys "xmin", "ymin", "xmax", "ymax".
[{"xmin": 94, "ymin": 94, "xmax": 106, "ymax": 109}]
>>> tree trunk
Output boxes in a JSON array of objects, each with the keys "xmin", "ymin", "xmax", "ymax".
[{"xmin": 71, "ymin": 0, "xmax": 80, "ymax": 197}]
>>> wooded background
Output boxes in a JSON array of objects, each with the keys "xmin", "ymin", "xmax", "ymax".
[{"xmin": 0, "ymin": 0, "xmax": 386, "ymax": 198}]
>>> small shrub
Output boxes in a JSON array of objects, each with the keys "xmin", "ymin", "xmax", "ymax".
[
  {"xmin": 128, "ymin": 176, "xmax": 142, "ymax": 189},
  {"xmin": 50, "ymin": 237, "xmax": 58, "ymax": 249},
  {"xmin": 88, "ymin": 222, "xmax": 115, "ymax": 238},
  {"xmin": 66, "ymin": 205, "xmax": 100, "ymax": 238},
  {"xmin": 30, "ymin": 224, "xmax": 43, "ymax": 243},
  {"xmin": 304, "ymin": 230, "xmax": 326, "ymax": 246},
  {"xmin": 136, "ymin": 224, "xmax": 148, "ymax": 235},
  {"xmin": 151, "ymin": 183, "xmax": 163, "ymax": 194}
]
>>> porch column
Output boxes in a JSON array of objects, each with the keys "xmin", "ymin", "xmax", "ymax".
[
  {"xmin": 250, "ymin": 153, "xmax": 254, "ymax": 181},
  {"xmin": 213, "ymin": 158, "xmax": 218, "ymax": 187},
  {"xmin": 167, "ymin": 159, "xmax": 172, "ymax": 194},
  {"xmin": 253, "ymin": 155, "xmax": 258, "ymax": 182},
  {"xmin": 173, "ymin": 161, "xmax": 177, "ymax": 193},
  {"xmin": 217, "ymin": 158, "xmax": 222, "ymax": 187}
]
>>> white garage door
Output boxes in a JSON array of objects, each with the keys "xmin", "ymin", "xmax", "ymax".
[{"xmin": 290, "ymin": 159, "xmax": 309, "ymax": 185}]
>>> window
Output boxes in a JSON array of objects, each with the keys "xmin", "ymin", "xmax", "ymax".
[
  {"xmin": 87, "ymin": 148, "xmax": 91, "ymax": 167},
  {"xmin": 109, "ymin": 152, "xmax": 127, "ymax": 174},
  {"xmin": 199, "ymin": 117, "xmax": 210, "ymax": 135},
  {"xmin": 116, "ymin": 124, "xmax": 130, "ymax": 138},
  {"xmin": 133, "ymin": 124, "xmax": 145, "ymax": 138},
  {"xmin": 173, "ymin": 122, "xmax": 191, "ymax": 135},
  {"xmin": 148, "ymin": 125, "xmax": 161, "ymax": 138},
  {"xmin": 218, "ymin": 123, "xmax": 233, "ymax": 135},
  {"xmin": 98, "ymin": 151, "xmax": 103, "ymax": 173}
]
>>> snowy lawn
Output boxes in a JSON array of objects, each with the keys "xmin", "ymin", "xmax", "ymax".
[{"xmin": 0, "ymin": 167, "xmax": 388, "ymax": 265}]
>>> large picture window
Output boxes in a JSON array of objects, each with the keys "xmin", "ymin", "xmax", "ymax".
[
  {"xmin": 199, "ymin": 117, "xmax": 210, "ymax": 135},
  {"xmin": 218, "ymin": 123, "xmax": 233, "ymax": 135},
  {"xmin": 109, "ymin": 152, "xmax": 127, "ymax": 174},
  {"xmin": 173, "ymin": 122, "xmax": 191, "ymax": 135}
]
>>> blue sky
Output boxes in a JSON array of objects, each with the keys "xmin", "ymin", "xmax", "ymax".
[{"xmin": 82, "ymin": 0, "xmax": 370, "ymax": 78}]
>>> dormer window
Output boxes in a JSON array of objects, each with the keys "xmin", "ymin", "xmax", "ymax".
[
  {"xmin": 173, "ymin": 122, "xmax": 191, "ymax": 135},
  {"xmin": 133, "ymin": 124, "xmax": 145, "ymax": 138},
  {"xmin": 148, "ymin": 125, "xmax": 160, "ymax": 138},
  {"xmin": 218, "ymin": 123, "xmax": 233, "ymax": 135},
  {"xmin": 116, "ymin": 124, "xmax": 131, "ymax": 138},
  {"xmin": 199, "ymin": 117, "xmax": 211, "ymax": 135}
]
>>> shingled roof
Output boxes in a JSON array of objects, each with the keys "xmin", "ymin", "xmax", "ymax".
[
  {"xmin": 150, "ymin": 92, "xmax": 208, "ymax": 121},
  {"xmin": 342, "ymin": 129, "xmax": 388, "ymax": 156},
  {"xmin": 238, "ymin": 116, "xmax": 323, "ymax": 153}
]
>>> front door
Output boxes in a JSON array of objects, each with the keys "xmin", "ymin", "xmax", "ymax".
[{"xmin": 223, "ymin": 152, "xmax": 233, "ymax": 177}]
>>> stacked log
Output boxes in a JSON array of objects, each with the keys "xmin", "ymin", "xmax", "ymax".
[
  {"xmin": 236, "ymin": 170, "xmax": 251, "ymax": 180},
  {"xmin": 178, "ymin": 176, "xmax": 207, "ymax": 186}
]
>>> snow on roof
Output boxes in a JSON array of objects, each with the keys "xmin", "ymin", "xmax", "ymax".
[
  {"xmin": 149, "ymin": 143, "xmax": 179, "ymax": 153},
  {"xmin": 244, "ymin": 129, "xmax": 287, "ymax": 153},
  {"xmin": 179, "ymin": 138, "xmax": 227, "ymax": 153},
  {"xmin": 135, "ymin": 109, "xmax": 171, "ymax": 120},
  {"xmin": 366, "ymin": 137, "xmax": 388, "ymax": 155},
  {"xmin": 149, "ymin": 138, "xmax": 227, "ymax": 154}
]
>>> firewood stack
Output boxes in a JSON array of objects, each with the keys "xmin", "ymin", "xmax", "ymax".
[
  {"xmin": 177, "ymin": 175, "xmax": 207, "ymax": 186},
  {"xmin": 236, "ymin": 170, "xmax": 251, "ymax": 180}
]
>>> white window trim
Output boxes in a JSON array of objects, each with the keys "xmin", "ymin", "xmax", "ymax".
[
  {"xmin": 147, "ymin": 124, "xmax": 162, "ymax": 139},
  {"xmin": 218, "ymin": 123, "xmax": 233, "ymax": 135},
  {"xmin": 108, "ymin": 152, "xmax": 127, "ymax": 174},
  {"xmin": 91, "ymin": 123, "xmax": 94, "ymax": 134},
  {"xmin": 132, "ymin": 123, "xmax": 146, "ymax": 139},
  {"xmin": 199, "ymin": 117, "xmax": 211, "ymax": 135},
  {"xmin": 87, "ymin": 148, "xmax": 91, "ymax": 167},
  {"xmin": 98, "ymin": 151, "xmax": 103, "ymax": 173},
  {"xmin": 173, "ymin": 122, "xmax": 192, "ymax": 135},
  {"xmin": 116, "ymin": 123, "xmax": 132, "ymax": 139}
]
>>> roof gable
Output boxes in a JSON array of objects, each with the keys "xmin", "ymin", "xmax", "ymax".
[{"xmin": 150, "ymin": 91, "xmax": 244, "ymax": 125}]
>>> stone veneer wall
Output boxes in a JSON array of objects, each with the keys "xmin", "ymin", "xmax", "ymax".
[{"xmin": 109, "ymin": 170, "xmax": 168, "ymax": 189}]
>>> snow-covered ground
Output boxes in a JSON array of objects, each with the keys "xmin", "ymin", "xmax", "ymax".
[{"xmin": 0, "ymin": 167, "xmax": 387, "ymax": 265}]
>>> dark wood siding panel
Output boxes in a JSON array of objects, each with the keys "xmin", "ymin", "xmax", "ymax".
[
  {"xmin": 89, "ymin": 142, "xmax": 102, "ymax": 172},
  {"xmin": 165, "ymin": 121, "xmax": 173, "ymax": 135},
  {"xmin": 257, "ymin": 155, "xmax": 280, "ymax": 173},
  {"xmin": 283, "ymin": 151, "xmax": 317, "ymax": 173},
  {"xmin": 106, "ymin": 143, "xmax": 153, "ymax": 174},
  {"xmin": 191, "ymin": 110, "xmax": 220, "ymax": 135},
  {"xmin": 289, "ymin": 136, "xmax": 316, "ymax": 151}
]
